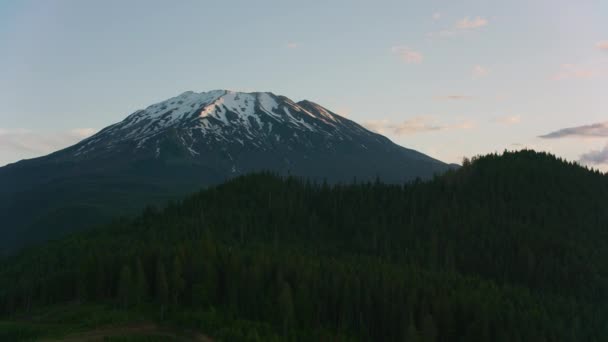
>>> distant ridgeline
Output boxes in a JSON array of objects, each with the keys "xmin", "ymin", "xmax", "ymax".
[{"xmin": 0, "ymin": 150, "xmax": 607, "ymax": 341}]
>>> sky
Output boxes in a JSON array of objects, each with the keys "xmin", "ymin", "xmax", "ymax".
[{"xmin": 1, "ymin": 0, "xmax": 607, "ymax": 169}]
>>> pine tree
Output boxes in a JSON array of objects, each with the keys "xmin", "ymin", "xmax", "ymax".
[
  {"xmin": 118, "ymin": 264, "xmax": 133, "ymax": 308},
  {"xmin": 278, "ymin": 280, "xmax": 295, "ymax": 339},
  {"xmin": 134, "ymin": 258, "xmax": 148, "ymax": 306},
  {"xmin": 156, "ymin": 259, "xmax": 169, "ymax": 320},
  {"xmin": 171, "ymin": 255, "xmax": 185, "ymax": 305},
  {"xmin": 421, "ymin": 313, "xmax": 437, "ymax": 342},
  {"xmin": 406, "ymin": 317, "xmax": 420, "ymax": 342}
]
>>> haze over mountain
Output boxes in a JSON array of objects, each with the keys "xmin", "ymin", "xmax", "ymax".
[{"xmin": 0, "ymin": 90, "xmax": 452, "ymax": 252}]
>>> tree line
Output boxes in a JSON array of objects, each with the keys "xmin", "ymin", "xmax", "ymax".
[{"xmin": 0, "ymin": 150, "xmax": 607, "ymax": 341}]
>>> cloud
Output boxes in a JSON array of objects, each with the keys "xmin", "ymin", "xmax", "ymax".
[
  {"xmin": 432, "ymin": 12, "xmax": 441, "ymax": 20},
  {"xmin": 596, "ymin": 41, "xmax": 608, "ymax": 51},
  {"xmin": 333, "ymin": 107, "xmax": 351, "ymax": 118},
  {"xmin": 434, "ymin": 95, "xmax": 473, "ymax": 100},
  {"xmin": 363, "ymin": 116, "xmax": 474, "ymax": 136},
  {"xmin": 391, "ymin": 46, "xmax": 423, "ymax": 64},
  {"xmin": 286, "ymin": 42, "xmax": 299, "ymax": 49},
  {"xmin": 494, "ymin": 115, "xmax": 521, "ymax": 125},
  {"xmin": 552, "ymin": 64, "xmax": 603, "ymax": 80},
  {"xmin": 427, "ymin": 30, "xmax": 459, "ymax": 38},
  {"xmin": 0, "ymin": 128, "xmax": 97, "ymax": 162},
  {"xmin": 539, "ymin": 122, "xmax": 608, "ymax": 139},
  {"xmin": 427, "ymin": 16, "xmax": 488, "ymax": 38},
  {"xmin": 580, "ymin": 144, "xmax": 608, "ymax": 165},
  {"xmin": 472, "ymin": 65, "xmax": 489, "ymax": 78},
  {"xmin": 495, "ymin": 93, "xmax": 509, "ymax": 102},
  {"xmin": 456, "ymin": 16, "xmax": 488, "ymax": 29},
  {"xmin": 71, "ymin": 128, "xmax": 98, "ymax": 138}
]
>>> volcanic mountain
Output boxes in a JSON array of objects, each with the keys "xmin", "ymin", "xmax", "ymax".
[{"xmin": 0, "ymin": 90, "xmax": 452, "ymax": 251}]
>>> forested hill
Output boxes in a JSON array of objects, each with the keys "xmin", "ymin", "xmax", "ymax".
[{"xmin": 1, "ymin": 150, "xmax": 607, "ymax": 341}]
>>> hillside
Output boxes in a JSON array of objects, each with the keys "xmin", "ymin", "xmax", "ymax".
[
  {"xmin": 0, "ymin": 90, "xmax": 451, "ymax": 254},
  {"xmin": 1, "ymin": 150, "xmax": 607, "ymax": 341}
]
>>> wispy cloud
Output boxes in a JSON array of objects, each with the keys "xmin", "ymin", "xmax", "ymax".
[
  {"xmin": 539, "ymin": 122, "xmax": 608, "ymax": 139},
  {"xmin": 286, "ymin": 42, "xmax": 299, "ymax": 49},
  {"xmin": 432, "ymin": 12, "xmax": 441, "ymax": 21},
  {"xmin": 0, "ymin": 128, "xmax": 97, "ymax": 161},
  {"xmin": 494, "ymin": 115, "xmax": 521, "ymax": 125},
  {"xmin": 434, "ymin": 95, "xmax": 473, "ymax": 101},
  {"xmin": 71, "ymin": 128, "xmax": 98, "ymax": 138},
  {"xmin": 428, "ymin": 16, "xmax": 489, "ymax": 38},
  {"xmin": 552, "ymin": 64, "xmax": 603, "ymax": 80},
  {"xmin": 391, "ymin": 46, "xmax": 423, "ymax": 63},
  {"xmin": 364, "ymin": 116, "xmax": 474, "ymax": 136},
  {"xmin": 456, "ymin": 16, "xmax": 488, "ymax": 29},
  {"xmin": 596, "ymin": 41, "xmax": 608, "ymax": 51},
  {"xmin": 495, "ymin": 93, "xmax": 510, "ymax": 102},
  {"xmin": 333, "ymin": 106, "xmax": 351, "ymax": 118},
  {"xmin": 580, "ymin": 144, "xmax": 608, "ymax": 165},
  {"xmin": 472, "ymin": 65, "xmax": 489, "ymax": 78}
]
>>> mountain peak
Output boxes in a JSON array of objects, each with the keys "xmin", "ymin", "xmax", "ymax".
[
  {"xmin": 74, "ymin": 90, "xmax": 360, "ymax": 158},
  {"xmin": 55, "ymin": 89, "xmax": 449, "ymax": 184}
]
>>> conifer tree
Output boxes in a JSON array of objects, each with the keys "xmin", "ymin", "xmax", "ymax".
[
  {"xmin": 134, "ymin": 258, "xmax": 148, "ymax": 305},
  {"xmin": 171, "ymin": 255, "xmax": 185, "ymax": 305},
  {"xmin": 278, "ymin": 280, "xmax": 295, "ymax": 339},
  {"xmin": 156, "ymin": 260, "xmax": 169, "ymax": 320},
  {"xmin": 421, "ymin": 313, "xmax": 437, "ymax": 342},
  {"xmin": 406, "ymin": 317, "xmax": 420, "ymax": 342},
  {"xmin": 118, "ymin": 264, "xmax": 133, "ymax": 308}
]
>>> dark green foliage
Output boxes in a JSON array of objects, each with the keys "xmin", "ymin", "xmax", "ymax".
[
  {"xmin": 134, "ymin": 258, "xmax": 148, "ymax": 306},
  {"xmin": 118, "ymin": 264, "xmax": 134, "ymax": 308},
  {"xmin": 0, "ymin": 150, "xmax": 607, "ymax": 341},
  {"xmin": 278, "ymin": 280, "xmax": 294, "ymax": 339},
  {"xmin": 155, "ymin": 260, "xmax": 169, "ymax": 321}
]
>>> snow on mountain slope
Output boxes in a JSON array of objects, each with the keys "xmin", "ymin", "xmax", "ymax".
[{"xmin": 73, "ymin": 90, "xmax": 385, "ymax": 158}]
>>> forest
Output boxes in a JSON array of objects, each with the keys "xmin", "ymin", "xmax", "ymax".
[{"xmin": 0, "ymin": 150, "xmax": 607, "ymax": 341}]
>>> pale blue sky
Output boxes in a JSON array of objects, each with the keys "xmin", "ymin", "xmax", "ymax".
[{"xmin": 1, "ymin": 0, "xmax": 607, "ymax": 168}]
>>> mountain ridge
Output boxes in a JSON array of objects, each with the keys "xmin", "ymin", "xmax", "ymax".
[{"xmin": 67, "ymin": 89, "xmax": 440, "ymax": 165}]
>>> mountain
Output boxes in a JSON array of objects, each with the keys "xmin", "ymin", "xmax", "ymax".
[
  {"xmin": 63, "ymin": 90, "xmax": 447, "ymax": 180},
  {"xmin": 0, "ymin": 90, "xmax": 452, "ymax": 252},
  {"xmin": 0, "ymin": 151, "xmax": 606, "ymax": 341}
]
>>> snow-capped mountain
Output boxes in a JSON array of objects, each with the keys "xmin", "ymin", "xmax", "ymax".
[
  {"xmin": 64, "ymin": 90, "xmax": 447, "ymax": 179},
  {"xmin": 0, "ymin": 90, "xmax": 452, "ymax": 252},
  {"xmin": 73, "ymin": 90, "xmax": 373, "ymax": 158}
]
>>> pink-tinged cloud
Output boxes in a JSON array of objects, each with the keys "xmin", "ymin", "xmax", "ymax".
[
  {"xmin": 472, "ymin": 65, "xmax": 489, "ymax": 78},
  {"xmin": 426, "ymin": 30, "xmax": 459, "ymax": 38},
  {"xmin": 363, "ymin": 116, "xmax": 474, "ymax": 136},
  {"xmin": 333, "ymin": 107, "xmax": 351, "ymax": 118},
  {"xmin": 432, "ymin": 12, "xmax": 441, "ymax": 20},
  {"xmin": 286, "ymin": 42, "xmax": 299, "ymax": 49},
  {"xmin": 427, "ymin": 16, "xmax": 488, "ymax": 38},
  {"xmin": 391, "ymin": 46, "xmax": 423, "ymax": 64},
  {"xmin": 434, "ymin": 95, "xmax": 473, "ymax": 100},
  {"xmin": 456, "ymin": 16, "xmax": 488, "ymax": 29},
  {"xmin": 494, "ymin": 115, "xmax": 521, "ymax": 125},
  {"xmin": 596, "ymin": 41, "xmax": 608, "ymax": 50},
  {"xmin": 552, "ymin": 64, "xmax": 603, "ymax": 80}
]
